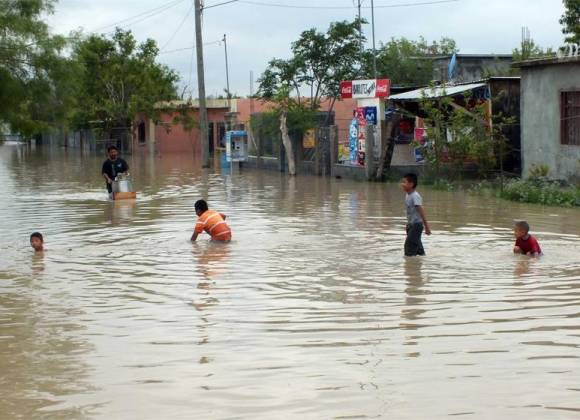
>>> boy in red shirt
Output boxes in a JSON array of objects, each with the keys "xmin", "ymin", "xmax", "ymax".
[
  {"xmin": 513, "ymin": 221, "xmax": 542, "ymax": 257},
  {"xmin": 191, "ymin": 200, "xmax": 231, "ymax": 242}
]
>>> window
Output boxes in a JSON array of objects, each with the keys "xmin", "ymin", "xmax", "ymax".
[
  {"xmin": 561, "ymin": 91, "xmax": 580, "ymax": 146},
  {"xmin": 137, "ymin": 121, "xmax": 146, "ymax": 144}
]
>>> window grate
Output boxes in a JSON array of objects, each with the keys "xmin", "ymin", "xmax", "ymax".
[{"xmin": 561, "ymin": 91, "xmax": 580, "ymax": 146}]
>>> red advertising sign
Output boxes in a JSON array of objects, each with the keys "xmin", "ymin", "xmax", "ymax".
[
  {"xmin": 340, "ymin": 81, "xmax": 353, "ymax": 99},
  {"xmin": 340, "ymin": 79, "xmax": 390, "ymax": 99},
  {"xmin": 376, "ymin": 79, "xmax": 390, "ymax": 97}
]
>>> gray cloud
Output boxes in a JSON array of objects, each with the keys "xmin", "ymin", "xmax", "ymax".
[{"xmin": 48, "ymin": 0, "xmax": 566, "ymax": 97}]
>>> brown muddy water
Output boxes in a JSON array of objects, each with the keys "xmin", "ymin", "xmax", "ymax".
[{"xmin": 1, "ymin": 144, "xmax": 579, "ymax": 419}]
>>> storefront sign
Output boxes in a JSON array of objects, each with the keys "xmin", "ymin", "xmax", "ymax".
[
  {"xmin": 356, "ymin": 107, "xmax": 367, "ymax": 165},
  {"xmin": 349, "ymin": 117, "xmax": 358, "ymax": 164},
  {"xmin": 340, "ymin": 79, "xmax": 391, "ymax": 99},
  {"xmin": 364, "ymin": 106, "xmax": 377, "ymax": 125},
  {"xmin": 303, "ymin": 129, "xmax": 315, "ymax": 149}
]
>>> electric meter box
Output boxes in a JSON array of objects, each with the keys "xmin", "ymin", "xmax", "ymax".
[{"xmin": 225, "ymin": 130, "xmax": 248, "ymax": 162}]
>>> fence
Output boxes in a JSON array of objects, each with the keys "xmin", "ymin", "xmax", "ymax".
[{"xmin": 40, "ymin": 127, "xmax": 133, "ymax": 155}]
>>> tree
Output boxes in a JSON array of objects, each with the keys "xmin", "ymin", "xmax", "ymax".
[
  {"xmin": 363, "ymin": 37, "xmax": 458, "ymax": 86},
  {"xmin": 70, "ymin": 28, "xmax": 178, "ymax": 139},
  {"xmin": 417, "ymin": 88, "xmax": 513, "ymax": 179},
  {"xmin": 257, "ymin": 19, "xmax": 361, "ymax": 175},
  {"xmin": 560, "ymin": 0, "xmax": 580, "ymax": 45},
  {"xmin": 254, "ymin": 85, "xmax": 316, "ymax": 176},
  {"xmin": 259, "ymin": 19, "xmax": 363, "ymax": 117},
  {"xmin": 512, "ymin": 31, "xmax": 554, "ymax": 62},
  {"xmin": 0, "ymin": 0, "xmax": 69, "ymax": 137}
]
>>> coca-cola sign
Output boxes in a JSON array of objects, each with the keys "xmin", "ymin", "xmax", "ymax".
[
  {"xmin": 340, "ymin": 79, "xmax": 390, "ymax": 99},
  {"xmin": 340, "ymin": 81, "xmax": 353, "ymax": 98}
]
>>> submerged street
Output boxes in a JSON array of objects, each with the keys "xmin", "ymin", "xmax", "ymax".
[{"xmin": 1, "ymin": 145, "xmax": 580, "ymax": 419}]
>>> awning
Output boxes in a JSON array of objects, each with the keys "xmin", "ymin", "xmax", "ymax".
[{"xmin": 389, "ymin": 82, "xmax": 488, "ymax": 101}]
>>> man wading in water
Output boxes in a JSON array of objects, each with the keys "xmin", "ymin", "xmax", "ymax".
[{"xmin": 102, "ymin": 145, "xmax": 129, "ymax": 196}]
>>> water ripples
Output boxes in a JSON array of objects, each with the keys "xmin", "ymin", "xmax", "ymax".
[{"xmin": 1, "ymin": 146, "xmax": 579, "ymax": 419}]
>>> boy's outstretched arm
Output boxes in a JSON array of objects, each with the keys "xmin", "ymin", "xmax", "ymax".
[
  {"xmin": 416, "ymin": 205, "xmax": 432, "ymax": 235},
  {"xmin": 191, "ymin": 231, "xmax": 199, "ymax": 242}
]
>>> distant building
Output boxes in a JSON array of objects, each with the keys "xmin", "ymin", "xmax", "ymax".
[
  {"xmin": 389, "ymin": 77, "xmax": 521, "ymax": 174},
  {"xmin": 432, "ymin": 54, "xmax": 513, "ymax": 83},
  {"xmin": 136, "ymin": 97, "xmax": 358, "ymax": 155},
  {"xmin": 516, "ymin": 56, "xmax": 580, "ymax": 182}
]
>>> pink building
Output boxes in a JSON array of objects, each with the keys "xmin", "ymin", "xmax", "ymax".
[{"xmin": 134, "ymin": 97, "xmax": 358, "ymax": 155}]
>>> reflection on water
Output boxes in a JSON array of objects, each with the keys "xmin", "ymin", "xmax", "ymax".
[{"xmin": 1, "ymin": 145, "xmax": 579, "ymax": 419}]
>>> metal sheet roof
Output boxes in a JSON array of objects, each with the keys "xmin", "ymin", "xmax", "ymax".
[{"xmin": 389, "ymin": 82, "xmax": 488, "ymax": 101}]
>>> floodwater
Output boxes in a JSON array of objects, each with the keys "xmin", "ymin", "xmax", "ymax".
[{"xmin": 1, "ymin": 145, "xmax": 579, "ymax": 420}]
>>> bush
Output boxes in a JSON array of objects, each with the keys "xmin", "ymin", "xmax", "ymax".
[
  {"xmin": 423, "ymin": 178, "xmax": 456, "ymax": 191},
  {"xmin": 500, "ymin": 178, "xmax": 580, "ymax": 207},
  {"xmin": 528, "ymin": 164, "xmax": 550, "ymax": 179}
]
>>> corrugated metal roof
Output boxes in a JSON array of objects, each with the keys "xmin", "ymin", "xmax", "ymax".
[{"xmin": 389, "ymin": 82, "xmax": 488, "ymax": 101}]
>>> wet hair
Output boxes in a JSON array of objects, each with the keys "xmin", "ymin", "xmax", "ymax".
[
  {"xmin": 403, "ymin": 173, "xmax": 418, "ymax": 189},
  {"xmin": 514, "ymin": 220, "xmax": 530, "ymax": 233},
  {"xmin": 107, "ymin": 145, "xmax": 118, "ymax": 153},
  {"xmin": 30, "ymin": 232, "xmax": 43, "ymax": 242},
  {"xmin": 194, "ymin": 199, "xmax": 209, "ymax": 213}
]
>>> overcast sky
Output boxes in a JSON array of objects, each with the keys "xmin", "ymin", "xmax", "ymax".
[{"xmin": 47, "ymin": 0, "xmax": 567, "ymax": 97}]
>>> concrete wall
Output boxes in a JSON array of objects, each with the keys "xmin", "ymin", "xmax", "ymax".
[
  {"xmin": 151, "ymin": 108, "xmax": 228, "ymax": 154},
  {"xmin": 433, "ymin": 56, "xmax": 513, "ymax": 83},
  {"xmin": 521, "ymin": 62, "xmax": 580, "ymax": 182}
]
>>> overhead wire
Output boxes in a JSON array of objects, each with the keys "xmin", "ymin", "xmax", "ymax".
[
  {"xmin": 159, "ymin": 40, "xmax": 222, "ymax": 55},
  {"xmin": 90, "ymin": 0, "xmax": 187, "ymax": 33},
  {"xmin": 236, "ymin": 0, "xmax": 459, "ymax": 9},
  {"xmin": 160, "ymin": 2, "xmax": 196, "ymax": 51},
  {"xmin": 203, "ymin": 0, "xmax": 241, "ymax": 10}
]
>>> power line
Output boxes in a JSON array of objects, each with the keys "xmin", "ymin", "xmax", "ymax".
[
  {"xmin": 160, "ymin": 2, "xmax": 195, "ymax": 51},
  {"xmin": 90, "ymin": 0, "xmax": 186, "ymax": 33},
  {"xmin": 203, "ymin": 0, "xmax": 241, "ymax": 10},
  {"xmin": 236, "ymin": 0, "xmax": 459, "ymax": 9},
  {"xmin": 159, "ymin": 40, "xmax": 222, "ymax": 55}
]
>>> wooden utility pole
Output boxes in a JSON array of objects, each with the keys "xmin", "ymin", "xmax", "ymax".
[
  {"xmin": 223, "ymin": 34, "xmax": 231, "ymax": 109},
  {"xmin": 371, "ymin": 0, "xmax": 377, "ymax": 78},
  {"xmin": 357, "ymin": 0, "xmax": 363, "ymax": 56},
  {"xmin": 194, "ymin": 0, "xmax": 210, "ymax": 167}
]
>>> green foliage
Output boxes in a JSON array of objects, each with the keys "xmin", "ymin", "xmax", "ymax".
[
  {"xmin": 500, "ymin": 178, "xmax": 580, "ymax": 207},
  {"xmin": 1, "ymin": 3, "xmax": 178, "ymax": 139},
  {"xmin": 252, "ymin": 97, "xmax": 316, "ymax": 141},
  {"xmin": 363, "ymin": 37, "xmax": 458, "ymax": 85},
  {"xmin": 0, "ymin": 0, "xmax": 71, "ymax": 136},
  {"xmin": 258, "ymin": 19, "xmax": 363, "ymax": 109},
  {"xmin": 417, "ymin": 87, "xmax": 513, "ymax": 179},
  {"xmin": 528, "ymin": 163, "xmax": 550, "ymax": 179},
  {"xmin": 560, "ymin": 0, "xmax": 580, "ymax": 45},
  {"xmin": 422, "ymin": 178, "xmax": 456, "ymax": 191},
  {"xmin": 70, "ymin": 28, "xmax": 179, "ymax": 135},
  {"xmin": 170, "ymin": 104, "xmax": 198, "ymax": 133},
  {"xmin": 513, "ymin": 38, "xmax": 555, "ymax": 62}
]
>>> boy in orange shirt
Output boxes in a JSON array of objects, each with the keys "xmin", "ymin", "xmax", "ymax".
[{"xmin": 191, "ymin": 200, "xmax": 232, "ymax": 242}]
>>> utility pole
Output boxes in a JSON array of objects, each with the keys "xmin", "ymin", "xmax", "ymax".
[
  {"xmin": 194, "ymin": 0, "xmax": 210, "ymax": 168},
  {"xmin": 250, "ymin": 70, "xmax": 254, "ymax": 115},
  {"xmin": 223, "ymin": 34, "xmax": 231, "ymax": 109},
  {"xmin": 371, "ymin": 0, "xmax": 377, "ymax": 78},
  {"xmin": 357, "ymin": 0, "xmax": 363, "ymax": 56}
]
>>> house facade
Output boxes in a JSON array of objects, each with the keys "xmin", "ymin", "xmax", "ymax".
[
  {"xmin": 432, "ymin": 54, "xmax": 513, "ymax": 83},
  {"xmin": 517, "ymin": 56, "xmax": 580, "ymax": 182},
  {"xmin": 134, "ymin": 97, "xmax": 358, "ymax": 156}
]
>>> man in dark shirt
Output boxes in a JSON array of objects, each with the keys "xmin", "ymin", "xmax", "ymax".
[{"xmin": 102, "ymin": 145, "xmax": 129, "ymax": 194}]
